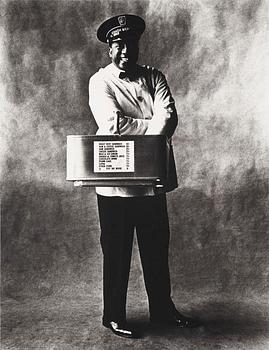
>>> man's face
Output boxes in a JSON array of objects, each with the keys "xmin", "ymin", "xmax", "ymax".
[{"xmin": 109, "ymin": 38, "xmax": 139, "ymax": 72}]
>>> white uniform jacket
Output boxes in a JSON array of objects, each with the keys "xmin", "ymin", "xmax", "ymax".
[{"xmin": 89, "ymin": 63, "xmax": 178, "ymax": 197}]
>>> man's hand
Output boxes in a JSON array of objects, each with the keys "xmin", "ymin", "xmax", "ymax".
[{"xmin": 112, "ymin": 111, "xmax": 129, "ymax": 135}]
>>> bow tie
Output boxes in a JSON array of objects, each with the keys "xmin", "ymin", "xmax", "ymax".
[{"xmin": 119, "ymin": 71, "xmax": 138, "ymax": 81}]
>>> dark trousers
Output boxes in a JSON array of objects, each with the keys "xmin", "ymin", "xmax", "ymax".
[{"xmin": 97, "ymin": 194, "xmax": 175, "ymax": 323}]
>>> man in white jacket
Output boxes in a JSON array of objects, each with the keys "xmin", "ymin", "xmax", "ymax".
[{"xmin": 89, "ymin": 14, "xmax": 199, "ymax": 338}]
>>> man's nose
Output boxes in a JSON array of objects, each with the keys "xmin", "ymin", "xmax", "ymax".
[{"xmin": 121, "ymin": 44, "xmax": 128, "ymax": 53}]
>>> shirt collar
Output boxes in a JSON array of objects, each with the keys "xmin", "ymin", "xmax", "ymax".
[{"xmin": 108, "ymin": 63, "xmax": 124, "ymax": 78}]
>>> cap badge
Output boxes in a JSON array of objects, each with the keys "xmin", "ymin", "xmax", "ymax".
[{"xmin": 118, "ymin": 16, "xmax": 126, "ymax": 26}]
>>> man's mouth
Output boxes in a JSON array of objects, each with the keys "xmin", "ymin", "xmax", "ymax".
[{"xmin": 120, "ymin": 57, "xmax": 129, "ymax": 63}]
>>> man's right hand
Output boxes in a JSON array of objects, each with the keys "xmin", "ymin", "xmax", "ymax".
[{"xmin": 112, "ymin": 111, "xmax": 129, "ymax": 135}]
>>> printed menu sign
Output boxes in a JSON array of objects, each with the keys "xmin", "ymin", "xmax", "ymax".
[{"xmin": 94, "ymin": 141, "xmax": 135, "ymax": 172}]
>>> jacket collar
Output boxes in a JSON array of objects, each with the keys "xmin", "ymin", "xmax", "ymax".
[{"xmin": 108, "ymin": 63, "xmax": 140, "ymax": 80}]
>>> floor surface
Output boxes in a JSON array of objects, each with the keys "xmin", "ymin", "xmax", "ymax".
[{"xmin": 2, "ymin": 291, "xmax": 269, "ymax": 350}]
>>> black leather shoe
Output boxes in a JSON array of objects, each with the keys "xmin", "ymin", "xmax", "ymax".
[
  {"xmin": 103, "ymin": 320, "xmax": 138, "ymax": 338},
  {"xmin": 151, "ymin": 310, "xmax": 201, "ymax": 328}
]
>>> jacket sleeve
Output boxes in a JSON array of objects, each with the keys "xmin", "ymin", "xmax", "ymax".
[
  {"xmin": 89, "ymin": 73, "xmax": 149, "ymax": 135},
  {"xmin": 145, "ymin": 69, "xmax": 178, "ymax": 138}
]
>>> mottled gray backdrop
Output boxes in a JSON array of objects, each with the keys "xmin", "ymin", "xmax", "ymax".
[{"xmin": 1, "ymin": 0, "xmax": 269, "ymax": 307}]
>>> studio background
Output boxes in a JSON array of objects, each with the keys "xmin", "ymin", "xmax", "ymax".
[{"xmin": 1, "ymin": 0, "xmax": 269, "ymax": 349}]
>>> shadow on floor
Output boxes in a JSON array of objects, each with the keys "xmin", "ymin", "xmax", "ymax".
[{"xmin": 128, "ymin": 298, "xmax": 269, "ymax": 340}]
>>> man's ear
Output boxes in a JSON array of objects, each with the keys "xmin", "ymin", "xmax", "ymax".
[{"xmin": 108, "ymin": 47, "xmax": 112, "ymax": 58}]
